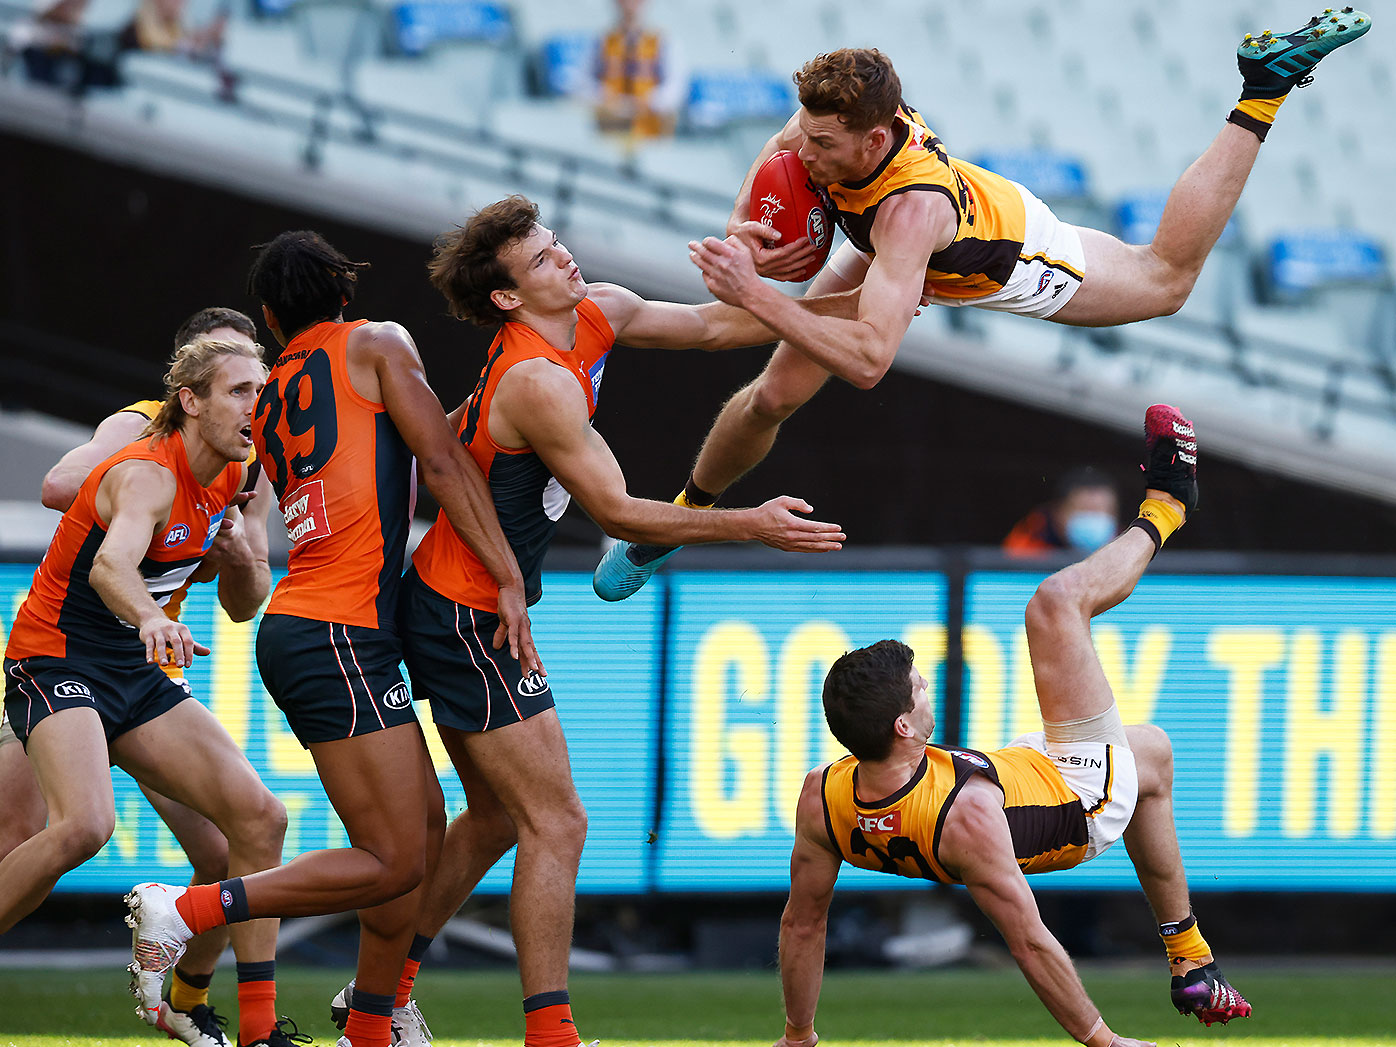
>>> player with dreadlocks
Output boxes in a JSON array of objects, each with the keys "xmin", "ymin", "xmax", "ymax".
[{"xmin": 125, "ymin": 230, "xmax": 540, "ymax": 1047}]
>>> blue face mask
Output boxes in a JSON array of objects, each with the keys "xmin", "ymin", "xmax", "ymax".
[{"xmin": 1064, "ymin": 510, "xmax": 1116, "ymax": 551}]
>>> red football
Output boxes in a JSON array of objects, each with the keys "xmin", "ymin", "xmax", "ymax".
[{"xmin": 749, "ymin": 150, "xmax": 835, "ymax": 282}]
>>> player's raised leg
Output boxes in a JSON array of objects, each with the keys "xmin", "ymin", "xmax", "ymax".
[
  {"xmin": 1053, "ymin": 9, "xmax": 1370, "ymax": 326},
  {"xmin": 593, "ymin": 263, "xmax": 855, "ymax": 601}
]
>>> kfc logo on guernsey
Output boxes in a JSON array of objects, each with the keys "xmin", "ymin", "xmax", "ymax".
[
  {"xmin": 162, "ymin": 523, "xmax": 191, "ymax": 548},
  {"xmin": 856, "ymin": 811, "xmax": 902, "ymax": 835},
  {"xmin": 282, "ymin": 480, "xmax": 332, "ymax": 546}
]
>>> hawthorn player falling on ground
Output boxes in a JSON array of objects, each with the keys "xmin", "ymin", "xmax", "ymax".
[
  {"xmin": 775, "ymin": 406, "xmax": 1250, "ymax": 1047},
  {"xmin": 595, "ymin": 10, "xmax": 1372, "ymax": 600}
]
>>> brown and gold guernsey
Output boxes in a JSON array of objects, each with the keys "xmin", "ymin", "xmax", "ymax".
[
  {"xmin": 827, "ymin": 105, "xmax": 1058, "ymax": 300},
  {"xmin": 252, "ymin": 320, "xmax": 413, "ymax": 631},
  {"xmin": 412, "ymin": 298, "xmax": 612, "ymax": 612},
  {"xmin": 6, "ymin": 432, "xmax": 247, "ymax": 665},
  {"xmin": 821, "ymin": 743, "xmax": 1092, "ymax": 884}
]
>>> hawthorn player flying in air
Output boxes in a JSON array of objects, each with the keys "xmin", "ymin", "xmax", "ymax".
[
  {"xmin": 776, "ymin": 406, "xmax": 1250, "ymax": 1047},
  {"xmin": 594, "ymin": 10, "xmax": 1372, "ymax": 599}
]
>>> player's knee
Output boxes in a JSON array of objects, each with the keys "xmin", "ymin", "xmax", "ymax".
[
  {"xmin": 1025, "ymin": 571, "xmax": 1084, "ymax": 637},
  {"xmin": 747, "ymin": 377, "xmax": 809, "ymax": 424},
  {"xmin": 184, "ymin": 828, "xmax": 230, "ymax": 885},
  {"xmin": 378, "ymin": 849, "xmax": 427, "ymax": 898},
  {"xmin": 51, "ymin": 812, "xmax": 115, "ymax": 868},
  {"xmin": 521, "ymin": 792, "xmax": 587, "ymax": 859},
  {"xmin": 225, "ymin": 788, "xmax": 287, "ymax": 866},
  {"xmin": 1130, "ymin": 723, "xmax": 1175, "ymax": 796}
]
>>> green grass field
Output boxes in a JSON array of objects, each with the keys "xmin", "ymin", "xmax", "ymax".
[{"xmin": 3, "ymin": 964, "xmax": 1394, "ymax": 1047}]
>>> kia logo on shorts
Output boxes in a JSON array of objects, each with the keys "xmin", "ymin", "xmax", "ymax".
[
  {"xmin": 163, "ymin": 523, "xmax": 191, "ymax": 547},
  {"xmin": 518, "ymin": 672, "xmax": 550, "ymax": 698},
  {"xmin": 382, "ymin": 683, "xmax": 411, "ymax": 710},
  {"xmin": 53, "ymin": 680, "xmax": 93, "ymax": 700}
]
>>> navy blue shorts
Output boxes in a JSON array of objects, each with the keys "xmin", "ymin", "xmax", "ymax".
[
  {"xmin": 3, "ymin": 655, "xmax": 189, "ymax": 748},
  {"xmin": 256, "ymin": 613, "xmax": 416, "ymax": 747},
  {"xmin": 400, "ymin": 569, "xmax": 553, "ymax": 733}
]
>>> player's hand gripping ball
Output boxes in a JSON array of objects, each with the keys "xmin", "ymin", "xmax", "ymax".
[{"xmin": 749, "ymin": 150, "xmax": 835, "ymax": 282}]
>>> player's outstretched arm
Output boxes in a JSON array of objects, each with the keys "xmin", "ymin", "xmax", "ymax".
[
  {"xmin": 693, "ymin": 192, "xmax": 948, "ymax": 388},
  {"xmin": 358, "ymin": 322, "xmax": 541, "ymax": 676},
  {"xmin": 947, "ymin": 779, "xmax": 1156, "ymax": 1047},
  {"xmin": 501, "ymin": 361, "xmax": 843, "ymax": 552},
  {"xmin": 776, "ymin": 768, "xmax": 842, "ymax": 1047},
  {"xmin": 41, "ymin": 409, "xmax": 149, "ymax": 511},
  {"xmin": 211, "ymin": 467, "xmax": 274, "ymax": 621},
  {"xmin": 588, "ymin": 277, "xmax": 859, "ymax": 353},
  {"xmin": 89, "ymin": 460, "xmax": 210, "ymax": 668}
]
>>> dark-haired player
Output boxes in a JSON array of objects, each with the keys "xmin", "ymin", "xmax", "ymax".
[
  {"xmin": 775, "ymin": 407, "xmax": 1250, "ymax": 1047},
  {"xmin": 596, "ymin": 12, "xmax": 1372, "ymax": 598},
  {"xmin": 126, "ymin": 230, "xmax": 538, "ymax": 1047},
  {"xmin": 0, "ymin": 337, "xmax": 293, "ymax": 1046},
  {"xmin": 325, "ymin": 194, "xmax": 847, "ymax": 1047},
  {"xmin": 0, "ymin": 307, "xmax": 272, "ymax": 1047}
]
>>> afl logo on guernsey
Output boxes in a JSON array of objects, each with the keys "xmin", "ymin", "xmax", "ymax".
[
  {"xmin": 946, "ymin": 748, "xmax": 990, "ymax": 770},
  {"xmin": 382, "ymin": 683, "xmax": 411, "ymax": 710},
  {"xmin": 518, "ymin": 672, "xmax": 550, "ymax": 699},
  {"xmin": 163, "ymin": 523, "xmax": 191, "ymax": 547}
]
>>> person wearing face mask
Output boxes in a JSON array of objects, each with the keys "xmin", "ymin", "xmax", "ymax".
[{"xmin": 1004, "ymin": 467, "xmax": 1120, "ymax": 557}]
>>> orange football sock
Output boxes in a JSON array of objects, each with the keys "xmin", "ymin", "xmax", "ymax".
[
  {"xmin": 524, "ymin": 992, "xmax": 580, "ymax": 1047},
  {"xmin": 174, "ymin": 884, "xmax": 227, "ymax": 935},
  {"xmin": 236, "ymin": 969, "xmax": 277, "ymax": 1045},
  {"xmin": 395, "ymin": 958, "xmax": 421, "ymax": 1008},
  {"xmin": 344, "ymin": 1010, "xmax": 392, "ymax": 1047}
]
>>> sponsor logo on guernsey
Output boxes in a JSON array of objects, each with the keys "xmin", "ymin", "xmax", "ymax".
[
  {"xmin": 163, "ymin": 523, "xmax": 191, "ymax": 547},
  {"xmin": 282, "ymin": 480, "xmax": 332, "ymax": 546},
  {"xmin": 200, "ymin": 509, "xmax": 227, "ymax": 553},
  {"xmin": 53, "ymin": 680, "xmax": 93, "ymax": 700},
  {"xmin": 945, "ymin": 748, "xmax": 990, "ymax": 770},
  {"xmin": 518, "ymin": 672, "xmax": 550, "ymax": 699},
  {"xmin": 588, "ymin": 352, "xmax": 608, "ymax": 405},
  {"xmin": 382, "ymin": 682, "xmax": 411, "ymax": 710},
  {"xmin": 855, "ymin": 810, "xmax": 902, "ymax": 834},
  {"xmin": 1054, "ymin": 753, "xmax": 1104, "ymax": 769}
]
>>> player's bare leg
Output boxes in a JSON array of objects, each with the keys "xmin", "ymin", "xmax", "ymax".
[
  {"xmin": 0, "ymin": 724, "xmax": 48, "ymax": 863},
  {"xmin": 419, "ymin": 742, "xmax": 518, "ymax": 936},
  {"xmin": 0, "ymin": 708, "xmax": 115, "ymax": 933},
  {"xmin": 1054, "ymin": 9, "xmax": 1370, "ymax": 326},
  {"xmin": 593, "ymin": 265, "xmax": 852, "ymax": 602},
  {"xmin": 453, "ymin": 710, "xmax": 589, "ymax": 1046}
]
